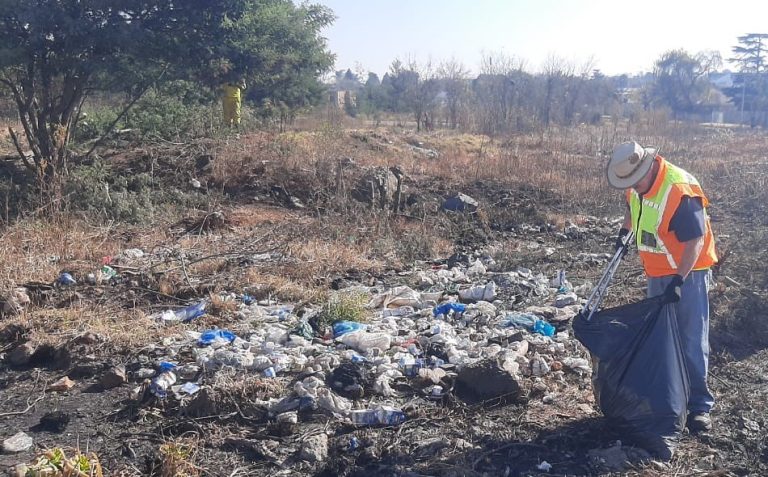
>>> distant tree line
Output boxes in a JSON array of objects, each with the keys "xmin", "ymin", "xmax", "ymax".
[{"xmin": 331, "ymin": 33, "xmax": 768, "ymax": 133}]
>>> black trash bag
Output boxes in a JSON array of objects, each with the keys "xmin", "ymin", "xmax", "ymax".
[{"xmin": 573, "ymin": 295, "xmax": 690, "ymax": 460}]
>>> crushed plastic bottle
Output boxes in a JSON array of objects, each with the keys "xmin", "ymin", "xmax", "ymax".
[
  {"xmin": 176, "ymin": 301, "xmax": 207, "ymax": 322},
  {"xmin": 349, "ymin": 406, "xmax": 406, "ymax": 426},
  {"xmin": 57, "ymin": 273, "xmax": 76, "ymax": 286},
  {"xmin": 150, "ymin": 371, "xmax": 177, "ymax": 398}
]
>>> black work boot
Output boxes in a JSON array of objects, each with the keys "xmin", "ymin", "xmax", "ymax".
[{"xmin": 687, "ymin": 412, "xmax": 712, "ymax": 433}]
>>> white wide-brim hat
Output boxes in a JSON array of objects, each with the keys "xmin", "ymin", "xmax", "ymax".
[{"xmin": 606, "ymin": 141, "xmax": 658, "ymax": 189}]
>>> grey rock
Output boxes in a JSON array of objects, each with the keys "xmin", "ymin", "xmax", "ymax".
[
  {"xmin": 3, "ymin": 432, "xmax": 33, "ymax": 453},
  {"xmin": 351, "ymin": 167, "xmax": 404, "ymax": 209},
  {"xmin": 299, "ymin": 434, "xmax": 328, "ymax": 462},
  {"xmin": 442, "ymin": 193, "xmax": 479, "ymax": 212}
]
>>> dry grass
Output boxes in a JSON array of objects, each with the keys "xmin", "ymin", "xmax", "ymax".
[
  {"xmin": 2, "ymin": 306, "xmax": 163, "ymax": 349},
  {"xmin": 241, "ymin": 268, "xmax": 326, "ymax": 303},
  {"xmin": 3, "ymin": 121, "xmax": 768, "ymax": 359}
]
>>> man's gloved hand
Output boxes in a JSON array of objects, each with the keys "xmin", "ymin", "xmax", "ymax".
[
  {"xmin": 663, "ymin": 274, "xmax": 684, "ymax": 304},
  {"xmin": 615, "ymin": 228, "xmax": 630, "ymax": 257}
]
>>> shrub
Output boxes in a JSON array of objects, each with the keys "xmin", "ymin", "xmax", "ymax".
[{"xmin": 64, "ymin": 160, "xmax": 210, "ymax": 223}]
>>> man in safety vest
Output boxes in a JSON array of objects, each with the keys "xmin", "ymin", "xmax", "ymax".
[
  {"xmin": 607, "ymin": 141, "xmax": 718, "ymax": 433},
  {"xmin": 222, "ymin": 78, "xmax": 246, "ymax": 128}
]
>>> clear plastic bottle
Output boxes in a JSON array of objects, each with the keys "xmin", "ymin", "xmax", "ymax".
[
  {"xmin": 349, "ymin": 407, "xmax": 406, "ymax": 426},
  {"xmin": 349, "ymin": 409, "xmax": 378, "ymax": 426},
  {"xmin": 376, "ymin": 407, "xmax": 406, "ymax": 425}
]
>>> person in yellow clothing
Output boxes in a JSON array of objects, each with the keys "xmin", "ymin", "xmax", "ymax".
[
  {"xmin": 222, "ymin": 79, "xmax": 246, "ymax": 127},
  {"xmin": 607, "ymin": 141, "xmax": 718, "ymax": 434}
]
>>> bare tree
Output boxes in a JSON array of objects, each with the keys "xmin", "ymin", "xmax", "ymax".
[
  {"xmin": 404, "ymin": 59, "xmax": 439, "ymax": 132},
  {"xmin": 472, "ymin": 51, "xmax": 527, "ymax": 135},
  {"xmin": 540, "ymin": 54, "xmax": 574, "ymax": 127},
  {"xmin": 437, "ymin": 58, "xmax": 470, "ymax": 129}
]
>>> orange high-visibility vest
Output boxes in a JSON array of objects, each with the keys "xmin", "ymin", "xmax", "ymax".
[{"xmin": 626, "ymin": 156, "xmax": 717, "ymax": 277}]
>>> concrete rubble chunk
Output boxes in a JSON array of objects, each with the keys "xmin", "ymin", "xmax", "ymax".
[
  {"xmin": 299, "ymin": 433, "xmax": 328, "ymax": 462},
  {"xmin": 531, "ymin": 353, "xmax": 551, "ymax": 377},
  {"xmin": 2, "ymin": 432, "xmax": 33, "ymax": 454}
]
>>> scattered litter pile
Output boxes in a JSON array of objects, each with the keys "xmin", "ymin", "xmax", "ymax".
[
  {"xmin": 3, "ymin": 248, "xmax": 609, "ymax": 473},
  {"xmin": 104, "ymin": 255, "xmax": 592, "ymax": 463}
]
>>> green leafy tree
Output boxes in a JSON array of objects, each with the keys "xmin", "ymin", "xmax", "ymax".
[
  {"xmin": 651, "ymin": 49, "xmax": 721, "ymax": 118},
  {"xmin": 0, "ymin": 0, "xmax": 334, "ymax": 206}
]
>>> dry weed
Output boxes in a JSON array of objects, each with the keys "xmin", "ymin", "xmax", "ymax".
[{"xmin": 158, "ymin": 438, "xmax": 200, "ymax": 477}]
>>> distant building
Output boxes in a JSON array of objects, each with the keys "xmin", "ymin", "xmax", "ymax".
[{"xmin": 709, "ymin": 71, "xmax": 734, "ymax": 89}]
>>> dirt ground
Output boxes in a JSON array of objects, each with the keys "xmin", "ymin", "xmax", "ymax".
[{"xmin": 1, "ymin": 125, "xmax": 767, "ymax": 476}]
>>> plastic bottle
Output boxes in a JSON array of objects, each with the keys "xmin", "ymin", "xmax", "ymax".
[
  {"xmin": 263, "ymin": 367, "xmax": 277, "ymax": 378},
  {"xmin": 150, "ymin": 371, "xmax": 177, "ymax": 398},
  {"xmin": 377, "ymin": 407, "xmax": 407, "ymax": 425},
  {"xmin": 58, "ymin": 273, "xmax": 77, "ymax": 286},
  {"xmin": 349, "ymin": 407, "xmax": 405, "ymax": 426},
  {"xmin": 350, "ymin": 409, "xmax": 379, "ymax": 426},
  {"xmin": 400, "ymin": 358, "xmax": 424, "ymax": 377},
  {"xmin": 175, "ymin": 301, "xmax": 207, "ymax": 322}
]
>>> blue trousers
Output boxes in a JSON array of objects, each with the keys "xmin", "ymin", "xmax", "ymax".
[{"xmin": 647, "ymin": 270, "xmax": 714, "ymax": 413}]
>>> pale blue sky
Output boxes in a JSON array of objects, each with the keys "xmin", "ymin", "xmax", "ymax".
[{"xmin": 318, "ymin": 0, "xmax": 768, "ymax": 77}]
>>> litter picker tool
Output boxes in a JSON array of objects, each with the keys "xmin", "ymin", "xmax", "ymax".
[{"xmin": 581, "ymin": 231, "xmax": 634, "ymax": 321}]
